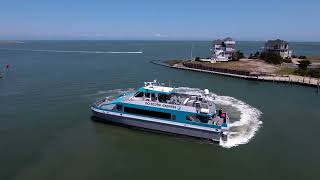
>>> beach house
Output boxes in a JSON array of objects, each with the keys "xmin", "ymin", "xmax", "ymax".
[
  {"xmin": 264, "ymin": 39, "xmax": 292, "ymax": 58},
  {"xmin": 211, "ymin": 37, "xmax": 236, "ymax": 63}
]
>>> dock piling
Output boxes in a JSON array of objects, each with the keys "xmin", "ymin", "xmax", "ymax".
[
  {"xmin": 309, "ymin": 77, "xmax": 311, "ymax": 84},
  {"xmin": 289, "ymin": 76, "xmax": 291, "ymax": 84},
  {"xmin": 317, "ymin": 79, "xmax": 319, "ymax": 93}
]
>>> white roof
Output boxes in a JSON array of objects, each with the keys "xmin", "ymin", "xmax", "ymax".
[{"xmin": 144, "ymin": 85, "xmax": 174, "ymax": 93}]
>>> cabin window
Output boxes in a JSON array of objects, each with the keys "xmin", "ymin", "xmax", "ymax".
[
  {"xmin": 124, "ymin": 107, "xmax": 171, "ymax": 119},
  {"xmin": 158, "ymin": 93, "xmax": 170, "ymax": 103},
  {"xmin": 151, "ymin": 93, "xmax": 156, "ymax": 101},
  {"xmin": 171, "ymin": 114, "xmax": 176, "ymax": 120},
  {"xmin": 197, "ymin": 115, "xmax": 209, "ymax": 123},
  {"xmin": 135, "ymin": 92, "xmax": 144, "ymax": 97},
  {"xmin": 145, "ymin": 93, "xmax": 151, "ymax": 98},
  {"xmin": 186, "ymin": 115, "xmax": 192, "ymax": 121},
  {"xmin": 185, "ymin": 115, "xmax": 209, "ymax": 123},
  {"xmin": 116, "ymin": 104, "xmax": 123, "ymax": 111}
]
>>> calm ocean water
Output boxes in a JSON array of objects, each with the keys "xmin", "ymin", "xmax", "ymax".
[{"xmin": 0, "ymin": 41, "xmax": 320, "ymax": 180}]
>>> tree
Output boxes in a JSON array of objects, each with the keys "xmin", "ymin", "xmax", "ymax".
[{"xmin": 298, "ymin": 60, "xmax": 311, "ymax": 70}]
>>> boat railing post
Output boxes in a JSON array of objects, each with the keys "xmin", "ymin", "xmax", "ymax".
[{"xmin": 317, "ymin": 78, "xmax": 319, "ymax": 93}]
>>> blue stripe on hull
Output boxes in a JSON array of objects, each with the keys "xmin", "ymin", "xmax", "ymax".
[{"xmin": 92, "ymin": 110, "xmax": 222, "ymax": 141}]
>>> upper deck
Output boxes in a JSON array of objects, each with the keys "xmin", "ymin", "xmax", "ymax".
[{"xmin": 125, "ymin": 80, "xmax": 216, "ymax": 115}]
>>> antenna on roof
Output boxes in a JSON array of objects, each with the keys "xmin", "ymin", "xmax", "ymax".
[{"xmin": 190, "ymin": 44, "xmax": 194, "ymax": 61}]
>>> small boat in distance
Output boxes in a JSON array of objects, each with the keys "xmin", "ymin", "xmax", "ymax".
[{"xmin": 91, "ymin": 80, "xmax": 229, "ymax": 142}]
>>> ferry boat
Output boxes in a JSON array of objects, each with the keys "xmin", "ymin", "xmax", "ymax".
[{"xmin": 91, "ymin": 80, "xmax": 229, "ymax": 142}]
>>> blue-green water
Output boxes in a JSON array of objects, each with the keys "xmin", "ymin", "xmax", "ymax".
[{"xmin": 0, "ymin": 41, "xmax": 320, "ymax": 180}]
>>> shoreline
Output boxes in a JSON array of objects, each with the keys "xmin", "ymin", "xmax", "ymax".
[{"xmin": 151, "ymin": 60, "xmax": 320, "ymax": 89}]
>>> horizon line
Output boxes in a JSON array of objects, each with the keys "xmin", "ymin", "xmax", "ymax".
[{"xmin": 1, "ymin": 39, "xmax": 320, "ymax": 43}]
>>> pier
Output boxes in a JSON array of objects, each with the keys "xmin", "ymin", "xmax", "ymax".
[{"xmin": 151, "ymin": 60, "xmax": 320, "ymax": 88}]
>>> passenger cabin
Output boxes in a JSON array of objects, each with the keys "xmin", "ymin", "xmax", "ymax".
[{"xmin": 95, "ymin": 81, "xmax": 227, "ymax": 127}]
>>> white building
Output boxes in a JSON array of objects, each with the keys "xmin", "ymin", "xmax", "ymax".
[{"xmin": 210, "ymin": 37, "xmax": 236, "ymax": 63}]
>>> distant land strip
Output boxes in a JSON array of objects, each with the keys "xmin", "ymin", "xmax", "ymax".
[{"xmin": 0, "ymin": 48, "xmax": 143, "ymax": 54}]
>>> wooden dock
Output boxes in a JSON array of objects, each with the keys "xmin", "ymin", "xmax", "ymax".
[{"xmin": 151, "ymin": 60, "xmax": 320, "ymax": 88}]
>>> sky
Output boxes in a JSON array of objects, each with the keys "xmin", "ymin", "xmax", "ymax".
[{"xmin": 1, "ymin": 0, "xmax": 320, "ymax": 41}]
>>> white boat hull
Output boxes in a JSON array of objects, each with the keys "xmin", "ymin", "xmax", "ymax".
[{"xmin": 91, "ymin": 108, "xmax": 226, "ymax": 142}]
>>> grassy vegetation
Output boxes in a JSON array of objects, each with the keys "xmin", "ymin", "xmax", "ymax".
[
  {"xmin": 185, "ymin": 60, "xmax": 244, "ymax": 69},
  {"xmin": 294, "ymin": 68, "xmax": 320, "ymax": 78},
  {"xmin": 277, "ymin": 60, "xmax": 320, "ymax": 78},
  {"xmin": 276, "ymin": 67, "xmax": 295, "ymax": 75}
]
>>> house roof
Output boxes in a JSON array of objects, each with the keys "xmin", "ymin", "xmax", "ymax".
[
  {"xmin": 213, "ymin": 39, "xmax": 223, "ymax": 45},
  {"xmin": 213, "ymin": 37, "xmax": 235, "ymax": 45},
  {"xmin": 139, "ymin": 86, "xmax": 175, "ymax": 94},
  {"xmin": 223, "ymin": 37, "xmax": 234, "ymax": 41},
  {"xmin": 266, "ymin": 39, "xmax": 288, "ymax": 46}
]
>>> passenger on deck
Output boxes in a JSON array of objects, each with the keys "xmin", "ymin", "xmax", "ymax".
[{"xmin": 218, "ymin": 108, "xmax": 223, "ymax": 117}]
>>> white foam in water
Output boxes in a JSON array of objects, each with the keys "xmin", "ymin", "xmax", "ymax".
[
  {"xmin": 86, "ymin": 88, "xmax": 135, "ymax": 97},
  {"xmin": 175, "ymin": 87, "xmax": 262, "ymax": 148},
  {"xmin": 0, "ymin": 48, "xmax": 143, "ymax": 54},
  {"xmin": 91, "ymin": 87, "xmax": 262, "ymax": 148}
]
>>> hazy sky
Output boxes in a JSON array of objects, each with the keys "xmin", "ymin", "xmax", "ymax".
[{"xmin": 1, "ymin": 0, "xmax": 320, "ymax": 41}]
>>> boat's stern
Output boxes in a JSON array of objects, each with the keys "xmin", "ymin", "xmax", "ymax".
[{"xmin": 213, "ymin": 111, "xmax": 230, "ymax": 142}]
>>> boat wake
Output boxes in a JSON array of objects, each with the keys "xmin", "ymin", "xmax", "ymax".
[
  {"xmin": 89, "ymin": 87, "xmax": 262, "ymax": 148},
  {"xmin": 84, "ymin": 88, "xmax": 136, "ymax": 98},
  {"xmin": 0, "ymin": 48, "xmax": 143, "ymax": 54},
  {"xmin": 175, "ymin": 87, "xmax": 262, "ymax": 148}
]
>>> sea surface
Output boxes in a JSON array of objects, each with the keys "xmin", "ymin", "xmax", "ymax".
[{"xmin": 0, "ymin": 41, "xmax": 320, "ymax": 180}]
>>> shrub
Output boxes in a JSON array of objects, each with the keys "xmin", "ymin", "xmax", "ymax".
[
  {"xmin": 260, "ymin": 52, "xmax": 283, "ymax": 64},
  {"xmin": 249, "ymin": 51, "xmax": 260, "ymax": 59},
  {"xmin": 294, "ymin": 69, "xmax": 308, "ymax": 76},
  {"xmin": 292, "ymin": 55, "xmax": 297, "ymax": 58},
  {"xmin": 298, "ymin": 55, "xmax": 307, "ymax": 59},
  {"xmin": 298, "ymin": 60, "xmax": 311, "ymax": 70},
  {"xmin": 308, "ymin": 69, "xmax": 320, "ymax": 78},
  {"xmin": 294, "ymin": 68, "xmax": 320, "ymax": 78},
  {"xmin": 283, "ymin": 57, "xmax": 292, "ymax": 63},
  {"xmin": 254, "ymin": 51, "xmax": 260, "ymax": 58},
  {"xmin": 232, "ymin": 51, "xmax": 245, "ymax": 61}
]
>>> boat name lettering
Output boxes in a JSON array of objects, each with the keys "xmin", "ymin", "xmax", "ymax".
[{"xmin": 145, "ymin": 102, "xmax": 178, "ymax": 109}]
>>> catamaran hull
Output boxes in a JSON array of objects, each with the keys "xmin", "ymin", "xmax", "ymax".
[{"xmin": 91, "ymin": 108, "xmax": 225, "ymax": 142}]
